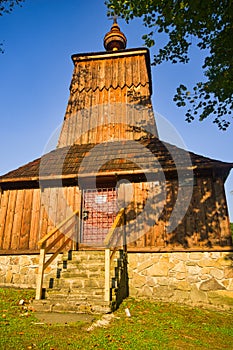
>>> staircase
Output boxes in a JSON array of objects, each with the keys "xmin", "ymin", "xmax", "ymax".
[{"xmin": 33, "ymin": 250, "xmax": 127, "ymax": 314}]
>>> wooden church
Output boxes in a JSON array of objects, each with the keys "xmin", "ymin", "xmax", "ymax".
[{"xmin": 0, "ymin": 20, "xmax": 232, "ymax": 312}]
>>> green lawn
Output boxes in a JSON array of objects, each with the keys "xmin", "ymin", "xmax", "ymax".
[{"xmin": 0, "ymin": 287, "xmax": 233, "ymax": 349}]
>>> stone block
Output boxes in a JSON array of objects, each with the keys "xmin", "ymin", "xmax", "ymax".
[
  {"xmin": 186, "ymin": 265, "xmax": 201, "ymax": 275},
  {"xmin": 209, "ymin": 252, "xmax": 221, "ymax": 259},
  {"xmin": 14, "ymin": 273, "xmax": 25, "ymax": 286},
  {"xmin": 11, "ymin": 265, "xmax": 20, "ymax": 274},
  {"xmin": 128, "ymin": 260, "xmax": 138, "ymax": 270},
  {"xmin": 152, "ymin": 285, "xmax": 174, "ymax": 300},
  {"xmin": 197, "ymin": 259, "xmax": 218, "ymax": 268},
  {"xmin": 210, "ymin": 268, "xmax": 224, "ymax": 280},
  {"xmin": 83, "ymin": 279, "xmax": 99, "ymax": 288},
  {"xmin": 173, "ymin": 290, "xmax": 190, "ymax": 302},
  {"xmin": 200, "ymin": 274, "xmax": 210, "ymax": 280},
  {"xmin": 224, "ymin": 267, "xmax": 233, "ymax": 278},
  {"xmin": 156, "ymin": 277, "xmax": 169, "ymax": 286},
  {"xmin": 10, "ymin": 257, "xmax": 20, "ymax": 265},
  {"xmin": 172, "ymin": 261, "xmax": 186, "ymax": 273},
  {"xmin": 20, "ymin": 267, "xmax": 29, "ymax": 275},
  {"xmin": 19, "ymin": 256, "xmax": 31, "ymax": 267},
  {"xmin": 227, "ymin": 279, "xmax": 233, "ymax": 290},
  {"xmin": 187, "ymin": 275, "xmax": 200, "ymax": 284},
  {"xmin": 175, "ymin": 272, "xmax": 186, "ymax": 280},
  {"xmin": 175, "ymin": 281, "xmax": 191, "ymax": 291},
  {"xmin": 131, "ymin": 274, "xmax": 147, "ymax": 288},
  {"xmin": 136, "ymin": 259, "xmax": 154, "ymax": 273},
  {"xmin": 222, "ymin": 280, "xmax": 230, "ymax": 289},
  {"xmin": 189, "ymin": 252, "xmax": 204, "ymax": 260},
  {"xmin": 159, "ymin": 256, "xmax": 170, "ymax": 264},
  {"xmin": 171, "ymin": 253, "xmax": 188, "ymax": 261},
  {"xmin": 199, "ymin": 278, "xmax": 225, "ymax": 291},
  {"xmin": 201, "ymin": 267, "xmax": 210, "ymax": 275},
  {"xmin": 140, "ymin": 285, "xmax": 153, "ymax": 298},
  {"xmin": 72, "ymin": 280, "xmax": 84, "ymax": 288},
  {"xmin": 147, "ymin": 277, "xmax": 157, "ymax": 287},
  {"xmin": 129, "ymin": 285, "xmax": 138, "ymax": 297},
  {"xmin": 190, "ymin": 285, "xmax": 208, "ymax": 304},
  {"xmin": 5, "ymin": 271, "xmax": 13, "ymax": 284},
  {"xmin": 147, "ymin": 262, "xmax": 169, "ymax": 277}
]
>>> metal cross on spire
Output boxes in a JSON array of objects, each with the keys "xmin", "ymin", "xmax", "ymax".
[{"xmin": 109, "ymin": 13, "xmax": 119, "ymax": 24}]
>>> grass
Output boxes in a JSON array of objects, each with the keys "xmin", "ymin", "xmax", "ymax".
[{"xmin": 1, "ymin": 288, "xmax": 233, "ymax": 349}]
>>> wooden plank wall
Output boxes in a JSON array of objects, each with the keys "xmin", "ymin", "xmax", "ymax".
[
  {"xmin": 126, "ymin": 177, "xmax": 232, "ymax": 250},
  {"xmin": 0, "ymin": 177, "xmax": 231, "ymax": 253},
  {"xmin": 0, "ymin": 186, "xmax": 81, "ymax": 253}
]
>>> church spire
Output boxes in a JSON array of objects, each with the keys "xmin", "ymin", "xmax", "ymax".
[{"xmin": 103, "ymin": 17, "xmax": 127, "ymax": 51}]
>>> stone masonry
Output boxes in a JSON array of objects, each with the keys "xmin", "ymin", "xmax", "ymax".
[
  {"xmin": 0, "ymin": 254, "xmax": 59, "ymax": 289},
  {"xmin": 1, "ymin": 251, "xmax": 233, "ymax": 310},
  {"xmin": 128, "ymin": 251, "xmax": 233, "ymax": 309}
]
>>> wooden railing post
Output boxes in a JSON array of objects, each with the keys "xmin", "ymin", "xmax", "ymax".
[
  {"xmin": 35, "ymin": 210, "xmax": 79, "ymax": 300},
  {"xmin": 103, "ymin": 208, "xmax": 126, "ymax": 304},
  {"xmin": 104, "ymin": 248, "xmax": 111, "ymax": 302},
  {"xmin": 35, "ymin": 247, "xmax": 46, "ymax": 300}
]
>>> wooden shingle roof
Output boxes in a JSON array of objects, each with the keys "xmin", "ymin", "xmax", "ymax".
[
  {"xmin": 0, "ymin": 138, "xmax": 232, "ymax": 185},
  {"xmin": 70, "ymin": 48, "xmax": 152, "ymax": 94}
]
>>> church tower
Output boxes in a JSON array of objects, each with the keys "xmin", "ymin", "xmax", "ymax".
[
  {"xmin": 0, "ymin": 17, "xmax": 232, "ymax": 311},
  {"xmin": 57, "ymin": 19, "xmax": 158, "ymax": 147}
]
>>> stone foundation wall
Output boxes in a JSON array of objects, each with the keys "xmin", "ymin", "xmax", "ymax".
[
  {"xmin": 128, "ymin": 251, "xmax": 233, "ymax": 309},
  {"xmin": 0, "ymin": 254, "xmax": 59, "ymax": 289},
  {"xmin": 1, "ymin": 251, "xmax": 233, "ymax": 310}
]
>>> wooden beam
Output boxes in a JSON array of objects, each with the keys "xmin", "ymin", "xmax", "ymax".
[
  {"xmin": 35, "ymin": 248, "xmax": 46, "ymax": 300},
  {"xmin": 104, "ymin": 248, "xmax": 111, "ymax": 302},
  {"xmin": 38, "ymin": 209, "xmax": 79, "ymax": 249}
]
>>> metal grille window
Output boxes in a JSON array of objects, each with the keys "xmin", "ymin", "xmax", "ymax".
[{"xmin": 81, "ymin": 188, "xmax": 117, "ymax": 245}]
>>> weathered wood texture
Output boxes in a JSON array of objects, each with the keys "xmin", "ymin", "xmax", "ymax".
[
  {"xmin": 125, "ymin": 178, "xmax": 232, "ymax": 250},
  {"xmin": 58, "ymin": 50, "xmax": 158, "ymax": 147},
  {"xmin": 0, "ymin": 177, "xmax": 231, "ymax": 253},
  {"xmin": 0, "ymin": 186, "xmax": 81, "ymax": 253}
]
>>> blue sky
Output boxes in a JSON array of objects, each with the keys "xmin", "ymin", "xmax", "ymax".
[{"xmin": 0, "ymin": 0, "xmax": 232, "ymax": 220}]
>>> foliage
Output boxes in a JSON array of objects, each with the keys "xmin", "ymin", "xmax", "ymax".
[
  {"xmin": 106, "ymin": 0, "xmax": 233, "ymax": 130},
  {"xmin": 1, "ymin": 288, "xmax": 233, "ymax": 349},
  {"xmin": 231, "ymin": 222, "xmax": 233, "ymax": 237},
  {"xmin": 0, "ymin": 0, "xmax": 24, "ymax": 16},
  {"xmin": 0, "ymin": 0, "xmax": 25, "ymax": 53}
]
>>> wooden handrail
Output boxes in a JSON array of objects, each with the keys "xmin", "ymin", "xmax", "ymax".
[
  {"xmin": 38, "ymin": 209, "xmax": 79, "ymax": 249},
  {"xmin": 104, "ymin": 208, "xmax": 125, "ymax": 247},
  {"xmin": 36, "ymin": 209, "xmax": 79, "ymax": 300}
]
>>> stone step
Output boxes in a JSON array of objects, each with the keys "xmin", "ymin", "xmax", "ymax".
[
  {"xmin": 46, "ymin": 291, "xmax": 105, "ymax": 301},
  {"xmin": 33, "ymin": 299, "xmax": 112, "ymax": 314},
  {"xmin": 57, "ymin": 261, "xmax": 106, "ymax": 273},
  {"xmin": 37, "ymin": 250, "xmax": 125, "ymax": 314},
  {"xmin": 58, "ymin": 260, "xmax": 104, "ymax": 269},
  {"xmin": 59, "ymin": 271, "xmax": 105, "ymax": 280},
  {"xmin": 62, "ymin": 251, "xmax": 106, "ymax": 262},
  {"xmin": 46, "ymin": 286, "xmax": 104, "ymax": 298},
  {"xmin": 50, "ymin": 276, "xmax": 105, "ymax": 289}
]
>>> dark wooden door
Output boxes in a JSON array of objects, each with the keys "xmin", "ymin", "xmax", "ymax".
[{"xmin": 81, "ymin": 188, "xmax": 117, "ymax": 246}]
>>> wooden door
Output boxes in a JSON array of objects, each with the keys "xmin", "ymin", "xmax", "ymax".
[{"xmin": 81, "ymin": 188, "xmax": 117, "ymax": 246}]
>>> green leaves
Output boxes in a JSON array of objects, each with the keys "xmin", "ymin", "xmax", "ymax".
[
  {"xmin": 106, "ymin": 0, "xmax": 233, "ymax": 129},
  {"xmin": 0, "ymin": 1, "xmax": 25, "ymax": 53},
  {"xmin": 0, "ymin": 0, "xmax": 24, "ymax": 16},
  {"xmin": 174, "ymin": 81, "xmax": 232, "ymax": 130}
]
